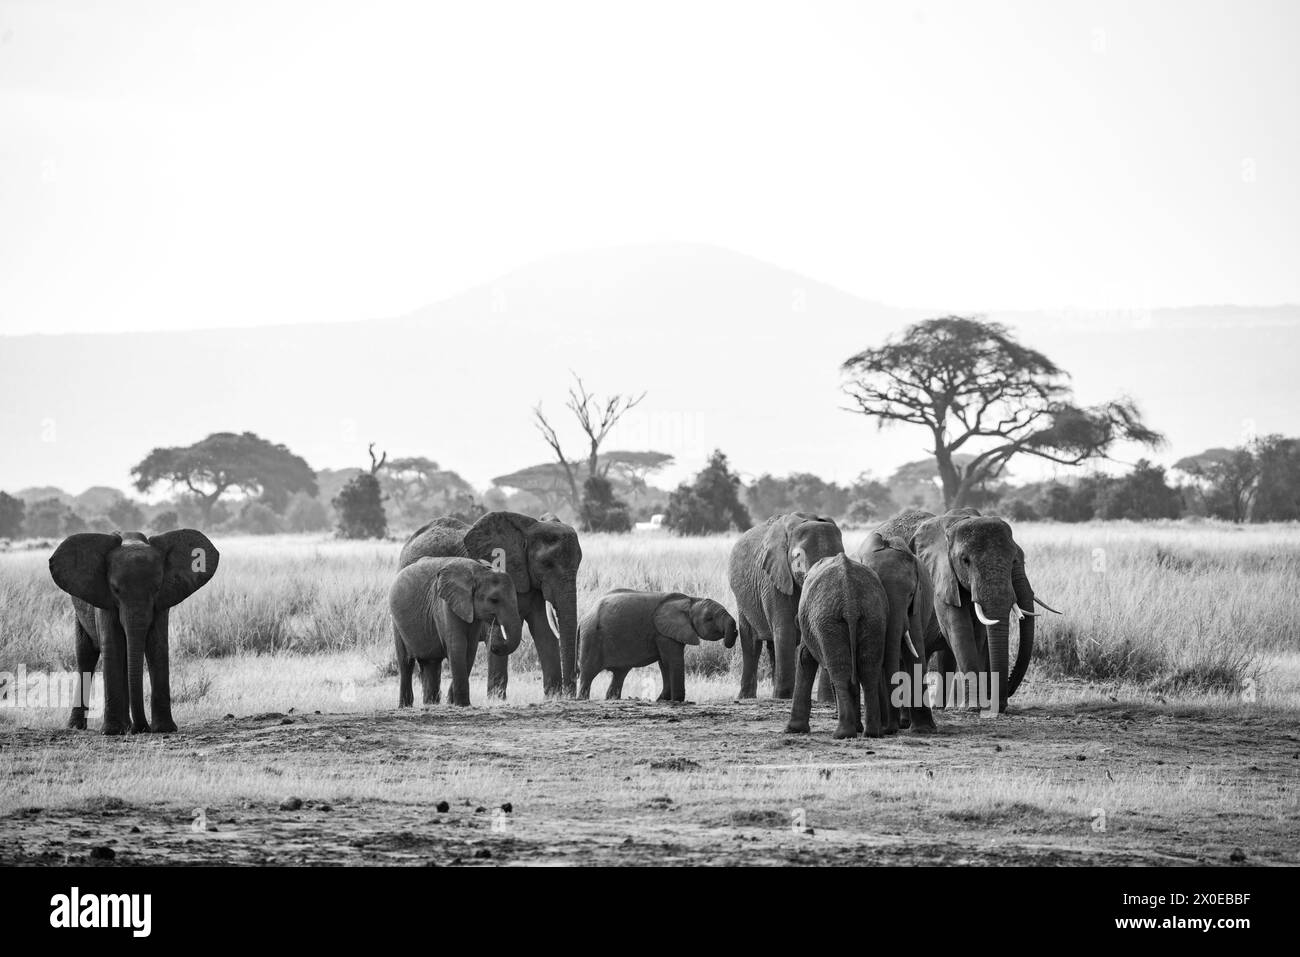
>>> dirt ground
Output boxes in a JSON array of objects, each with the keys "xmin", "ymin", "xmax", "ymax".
[{"xmin": 2, "ymin": 695, "xmax": 1297, "ymax": 866}]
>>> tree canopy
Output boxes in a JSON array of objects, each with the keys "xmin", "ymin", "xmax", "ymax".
[
  {"xmin": 131, "ymin": 432, "xmax": 318, "ymax": 520},
  {"xmin": 380, "ymin": 456, "xmax": 477, "ymax": 529},
  {"xmin": 664, "ymin": 450, "xmax": 752, "ymax": 536},
  {"xmin": 842, "ymin": 316, "xmax": 1163, "ymax": 508}
]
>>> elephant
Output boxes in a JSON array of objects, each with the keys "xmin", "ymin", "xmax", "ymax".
[
  {"xmin": 389, "ymin": 557, "xmax": 524, "ymax": 707},
  {"xmin": 853, "ymin": 531, "xmax": 936, "ymax": 733},
  {"xmin": 728, "ymin": 512, "xmax": 845, "ymax": 699},
  {"xmin": 399, "ymin": 511, "xmax": 582, "ymax": 698},
  {"xmin": 48, "ymin": 529, "xmax": 219, "ymax": 735},
  {"xmin": 577, "ymin": 589, "xmax": 737, "ymax": 701},
  {"xmin": 879, "ymin": 507, "xmax": 1045, "ymax": 713},
  {"xmin": 786, "ymin": 554, "xmax": 888, "ymax": 739}
]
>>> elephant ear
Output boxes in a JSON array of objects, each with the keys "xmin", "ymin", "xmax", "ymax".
[
  {"xmin": 758, "ymin": 518, "xmax": 794, "ymax": 596},
  {"xmin": 149, "ymin": 529, "xmax": 220, "ymax": 608},
  {"xmin": 863, "ymin": 531, "xmax": 887, "ymax": 552},
  {"xmin": 912, "ymin": 518, "xmax": 961, "ymax": 608},
  {"xmin": 463, "ymin": 511, "xmax": 535, "ymax": 593},
  {"xmin": 653, "ymin": 595, "xmax": 700, "ymax": 646},
  {"xmin": 434, "ymin": 562, "xmax": 477, "ymax": 624},
  {"xmin": 49, "ymin": 532, "xmax": 122, "ymax": 609}
]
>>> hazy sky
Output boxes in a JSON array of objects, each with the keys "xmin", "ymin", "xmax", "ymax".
[{"xmin": 1, "ymin": 0, "xmax": 1297, "ymax": 335}]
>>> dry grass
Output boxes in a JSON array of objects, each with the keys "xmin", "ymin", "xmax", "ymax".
[{"xmin": 2, "ymin": 521, "xmax": 1298, "ymax": 712}]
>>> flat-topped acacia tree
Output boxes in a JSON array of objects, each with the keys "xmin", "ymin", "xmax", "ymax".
[
  {"xmin": 131, "ymin": 431, "xmax": 318, "ymax": 523},
  {"xmin": 842, "ymin": 316, "xmax": 1164, "ymax": 509}
]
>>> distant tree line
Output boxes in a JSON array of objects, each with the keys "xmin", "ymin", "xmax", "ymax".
[{"xmin": 4, "ymin": 327, "xmax": 1297, "ymax": 540}]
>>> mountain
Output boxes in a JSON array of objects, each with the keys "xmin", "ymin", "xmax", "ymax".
[{"xmin": 1, "ymin": 242, "xmax": 1297, "ymax": 495}]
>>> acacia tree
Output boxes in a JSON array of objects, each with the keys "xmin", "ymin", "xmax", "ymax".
[
  {"xmin": 1178, "ymin": 435, "xmax": 1300, "ymax": 522},
  {"xmin": 600, "ymin": 450, "xmax": 675, "ymax": 503},
  {"xmin": 533, "ymin": 375, "xmax": 646, "ymax": 526},
  {"xmin": 380, "ymin": 456, "xmax": 477, "ymax": 529},
  {"xmin": 131, "ymin": 431, "xmax": 318, "ymax": 521},
  {"xmin": 490, "ymin": 463, "xmax": 576, "ymax": 517},
  {"xmin": 842, "ymin": 316, "xmax": 1163, "ymax": 508},
  {"xmin": 1174, "ymin": 445, "xmax": 1260, "ymax": 522}
]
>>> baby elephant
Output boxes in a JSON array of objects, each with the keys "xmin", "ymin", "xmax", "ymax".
[
  {"xmin": 390, "ymin": 557, "xmax": 524, "ymax": 707},
  {"xmin": 788, "ymin": 553, "xmax": 888, "ymax": 739},
  {"xmin": 578, "ymin": 589, "xmax": 737, "ymax": 701}
]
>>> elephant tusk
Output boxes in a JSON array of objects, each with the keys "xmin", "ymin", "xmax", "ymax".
[
  {"xmin": 546, "ymin": 601, "xmax": 560, "ymax": 636},
  {"xmin": 1010, "ymin": 605, "xmax": 1037, "ymax": 623},
  {"xmin": 904, "ymin": 631, "xmax": 919, "ymax": 658},
  {"xmin": 973, "ymin": 602, "xmax": 1000, "ymax": 626},
  {"xmin": 1034, "ymin": 597, "xmax": 1063, "ymax": 615}
]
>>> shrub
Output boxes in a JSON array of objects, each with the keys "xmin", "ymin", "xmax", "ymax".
[
  {"xmin": 333, "ymin": 473, "xmax": 387, "ymax": 539},
  {"xmin": 664, "ymin": 450, "xmax": 752, "ymax": 536},
  {"xmin": 580, "ymin": 476, "xmax": 632, "ymax": 533}
]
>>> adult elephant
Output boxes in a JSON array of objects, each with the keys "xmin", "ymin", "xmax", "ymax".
[
  {"xmin": 879, "ymin": 508, "xmax": 1043, "ymax": 712},
  {"xmin": 854, "ymin": 531, "xmax": 936, "ymax": 732},
  {"xmin": 49, "ymin": 530, "xmax": 219, "ymax": 734},
  {"xmin": 728, "ymin": 512, "xmax": 845, "ymax": 699},
  {"xmin": 399, "ymin": 512, "xmax": 582, "ymax": 698}
]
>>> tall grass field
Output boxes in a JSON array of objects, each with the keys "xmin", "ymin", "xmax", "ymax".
[{"xmin": 3, "ymin": 522, "xmax": 1299, "ymax": 721}]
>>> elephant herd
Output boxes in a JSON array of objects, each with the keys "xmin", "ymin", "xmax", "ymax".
[{"xmin": 46, "ymin": 507, "xmax": 1053, "ymax": 738}]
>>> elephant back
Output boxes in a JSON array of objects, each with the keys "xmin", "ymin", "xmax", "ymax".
[
  {"xmin": 398, "ymin": 517, "xmax": 471, "ymax": 568},
  {"xmin": 592, "ymin": 590, "xmax": 688, "ymax": 639},
  {"xmin": 873, "ymin": 509, "xmax": 935, "ymax": 551}
]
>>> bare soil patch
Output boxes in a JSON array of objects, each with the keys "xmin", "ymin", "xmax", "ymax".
[{"xmin": 2, "ymin": 696, "xmax": 1296, "ymax": 866}]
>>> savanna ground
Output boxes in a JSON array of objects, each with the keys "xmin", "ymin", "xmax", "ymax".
[{"xmin": 2, "ymin": 524, "xmax": 1298, "ymax": 865}]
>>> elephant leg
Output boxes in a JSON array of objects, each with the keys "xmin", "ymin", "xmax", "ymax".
[
  {"xmin": 903, "ymin": 632, "xmax": 936, "ymax": 733},
  {"xmin": 927, "ymin": 647, "xmax": 956, "ymax": 708},
  {"xmin": 737, "ymin": 615, "xmax": 759, "ymax": 700},
  {"xmin": 68, "ymin": 620, "xmax": 98, "ymax": 731},
  {"xmin": 861, "ymin": 659, "xmax": 883, "ymax": 739},
  {"xmin": 666, "ymin": 650, "xmax": 686, "ymax": 702},
  {"xmin": 943, "ymin": 612, "xmax": 985, "ymax": 711},
  {"xmin": 831, "ymin": 669, "xmax": 859, "ymax": 740},
  {"xmin": 145, "ymin": 612, "xmax": 177, "ymax": 733},
  {"xmin": 605, "ymin": 668, "xmax": 629, "ymax": 700},
  {"xmin": 525, "ymin": 605, "xmax": 563, "ymax": 697},
  {"xmin": 447, "ymin": 641, "xmax": 471, "ymax": 707},
  {"xmin": 656, "ymin": 658, "xmax": 671, "ymax": 701},
  {"xmin": 485, "ymin": 647, "xmax": 508, "ymax": 700},
  {"xmin": 419, "ymin": 657, "xmax": 443, "ymax": 705},
  {"xmin": 849, "ymin": 676, "xmax": 863, "ymax": 733},
  {"xmin": 785, "ymin": 644, "xmax": 817, "ymax": 734},
  {"xmin": 98, "ymin": 612, "xmax": 129, "ymax": 736},
  {"xmin": 395, "ymin": 626, "xmax": 414, "ymax": 708},
  {"xmin": 881, "ymin": 627, "xmax": 901, "ymax": 736},
  {"xmin": 577, "ymin": 663, "xmax": 595, "ymax": 700},
  {"xmin": 771, "ymin": 623, "xmax": 798, "ymax": 700},
  {"xmin": 815, "ymin": 668, "xmax": 835, "ymax": 703}
]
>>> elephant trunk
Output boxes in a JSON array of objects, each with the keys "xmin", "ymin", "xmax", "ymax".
[
  {"xmin": 489, "ymin": 606, "xmax": 524, "ymax": 656},
  {"xmin": 986, "ymin": 617, "xmax": 1010, "ymax": 713},
  {"xmin": 971, "ymin": 572, "xmax": 1012, "ymax": 713},
  {"xmin": 1008, "ymin": 560, "xmax": 1035, "ymax": 697},
  {"xmin": 551, "ymin": 579, "xmax": 580, "ymax": 696},
  {"xmin": 121, "ymin": 606, "xmax": 152, "ymax": 729},
  {"xmin": 723, "ymin": 617, "xmax": 738, "ymax": 649}
]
